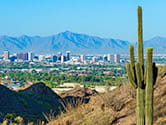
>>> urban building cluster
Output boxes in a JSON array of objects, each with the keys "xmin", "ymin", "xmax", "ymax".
[
  {"xmin": 4, "ymin": 51, "xmax": 34, "ymax": 62},
  {"xmin": 2, "ymin": 50, "xmax": 122, "ymax": 64},
  {"xmin": 3, "ymin": 51, "xmax": 71, "ymax": 63},
  {"xmin": 78, "ymin": 54, "xmax": 121, "ymax": 64},
  {"xmin": 2, "ymin": 50, "xmax": 166, "ymax": 65}
]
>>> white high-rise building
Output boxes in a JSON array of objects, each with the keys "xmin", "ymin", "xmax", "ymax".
[
  {"xmin": 80, "ymin": 55, "xmax": 86, "ymax": 62},
  {"xmin": 61, "ymin": 55, "xmax": 65, "ymax": 63},
  {"xmin": 28, "ymin": 52, "xmax": 34, "ymax": 61},
  {"xmin": 107, "ymin": 54, "xmax": 111, "ymax": 61},
  {"xmin": 107, "ymin": 54, "xmax": 114, "ymax": 63},
  {"xmin": 114, "ymin": 54, "xmax": 120, "ymax": 63},
  {"xmin": 4, "ymin": 51, "xmax": 10, "ymax": 61}
]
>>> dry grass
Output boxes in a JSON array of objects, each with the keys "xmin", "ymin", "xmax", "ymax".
[
  {"xmin": 48, "ymin": 101, "xmax": 117, "ymax": 125},
  {"xmin": 47, "ymin": 83, "xmax": 136, "ymax": 125},
  {"xmin": 0, "ymin": 119, "xmax": 45, "ymax": 125},
  {"xmin": 47, "ymin": 69, "xmax": 166, "ymax": 125}
]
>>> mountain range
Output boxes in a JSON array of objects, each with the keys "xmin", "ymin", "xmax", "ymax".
[{"xmin": 0, "ymin": 31, "xmax": 165, "ymax": 54}]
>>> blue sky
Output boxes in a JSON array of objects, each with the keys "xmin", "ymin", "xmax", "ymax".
[{"xmin": 0, "ymin": 0, "xmax": 165, "ymax": 42}]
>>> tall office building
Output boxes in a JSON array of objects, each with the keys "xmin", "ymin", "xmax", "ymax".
[
  {"xmin": 66, "ymin": 51, "xmax": 70, "ymax": 61},
  {"xmin": 52, "ymin": 55, "xmax": 57, "ymax": 62},
  {"xmin": 57, "ymin": 52, "xmax": 62, "ymax": 61},
  {"xmin": 24, "ymin": 53, "xmax": 28, "ymax": 60},
  {"xmin": 107, "ymin": 54, "xmax": 111, "ymax": 61},
  {"xmin": 114, "ymin": 54, "xmax": 120, "ymax": 63},
  {"xmin": 103, "ymin": 55, "xmax": 108, "ymax": 62},
  {"xmin": 4, "ymin": 51, "xmax": 10, "ymax": 61},
  {"xmin": 28, "ymin": 52, "xmax": 34, "ymax": 61},
  {"xmin": 107, "ymin": 54, "xmax": 114, "ymax": 63},
  {"xmin": 61, "ymin": 55, "xmax": 65, "ymax": 63},
  {"xmin": 16, "ymin": 53, "xmax": 28, "ymax": 61},
  {"xmin": 80, "ymin": 55, "xmax": 86, "ymax": 62}
]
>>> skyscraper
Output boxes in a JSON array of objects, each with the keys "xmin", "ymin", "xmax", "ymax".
[
  {"xmin": 4, "ymin": 51, "xmax": 10, "ymax": 61},
  {"xmin": 61, "ymin": 55, "xmax": 65, "ymax": 63},
  {"xmin": 28, "ymin": 52, "xmax": 34, "ymax": 61},
  {"xmin": 52, "ymin": 55, "xmax": 57, "ymax": 62},
  {"xmin": 57, "ymin": 52, "xmax": 62, "ymax": 61},
  {"xmin": 108, "ymin": 54, "xmax": 114, "ymax": 63},
  {"xmin": 66, "ymin": 51, "xmax": 70, "ymax": 61},
  {"xmin": 107, "ymin": 54, "xmax": 111, "ymax": 61},
  {"xmin": 114, "ymin": 54, "xmax": 120, "ymax": 63},
  {"xmin": 103, "ymin": 55, "xmax": 108, "ymax": 62},
  {"xmin": 16, "ymin": 53, "xmax": 28, "ymax": 61},
  {"xmin": 80, "ymin": 55, "xmax": 86, "ymax": 62}
]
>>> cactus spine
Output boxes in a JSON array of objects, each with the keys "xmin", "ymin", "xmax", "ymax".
[{"xmin": 126, "ymin": 6, "xmax": 158, "ymax": 125}]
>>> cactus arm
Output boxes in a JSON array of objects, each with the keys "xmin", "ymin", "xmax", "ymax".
[
  {"xmin": 137, "ymin": 6, "xmax": 144, "ymax": 66},
  {"xmin": 126, "ymin": 63, "xmax": 137, "ymax": 89},
  {"xmin": 137, "ymin": 6, "xmax": 145, "ymax": 87},
  {"xmin": 129, "ymin": 45, "xmax": 137, "ymax": 85},
  {"xmin": 129, "ymin": 45, "xmax": 135, "ymax": 66},
  {"xmin": 145, "ymin": 48, "xmax": 153, "ymax": 125}
]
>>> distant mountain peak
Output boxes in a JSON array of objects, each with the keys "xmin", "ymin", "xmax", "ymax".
[
  {"xmin": 64, "ymin": 30, "xmax": 72, "ymax": 33},
  {"xmin": 19, "ymin": 35, "xmax": 30, "ymax": 38},
  {"xmin": 61, "ymin": 30, "xmax": 73, "ymax": 35},
  {"xmin": 4, "ymin": 31, "xmax": 165, "ymax": 54},
  {"xmin": 147, "ymin": 36, "xmax": 166, "ymax": 41}
]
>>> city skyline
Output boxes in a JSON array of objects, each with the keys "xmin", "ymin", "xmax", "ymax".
[
  {"xmin": 2, "ymin": 49, "xmax": 166, "ymax": 65},
  {"xmin": 0, "ymin": 1, "xmax": 165, "ymax": 42},
  {"xmin": 1, "ymin": 50, "xmax": 123, "ymax": 64}
]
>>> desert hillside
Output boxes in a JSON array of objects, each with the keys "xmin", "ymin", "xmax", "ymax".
[
  {"xmin": 48, "ymin": 68, "xmax": 166, "ymax": 125},
  {"xmin": 0, "ymin": 69, "xmax": 165, "ymax": 125},
  {"xmin": 0, "ymin": 82, "xmax": 97, "ymax": 124},
  {"xmin": 0, "ymin": 82, "xmax": 63, "ymax": 123}
]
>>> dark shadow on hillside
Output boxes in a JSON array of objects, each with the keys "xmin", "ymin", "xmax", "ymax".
[
  {"xmin": 0, "ymin": 82, "xmax": 96, "ymax": 124},
  {"xmin": 0, "ymin": 82, "xmax": 64, "ymax": 123}
]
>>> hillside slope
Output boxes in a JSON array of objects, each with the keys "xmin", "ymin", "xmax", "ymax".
[
  {"xmin": 0, "ymin": 82, "xmax": 63, "ymax": 123},
  {"xmin": 48, "ymin": 71, "xmax": 166, "ymax": 125}
]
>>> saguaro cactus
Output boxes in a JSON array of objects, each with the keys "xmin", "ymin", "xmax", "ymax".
[
  {"xmin": 126, "ymin": 6, "xmax": 145, "ymax": 125},
  {"xmin": 126, "ymin": 6, "xmax": 158, "ymax": 125}
]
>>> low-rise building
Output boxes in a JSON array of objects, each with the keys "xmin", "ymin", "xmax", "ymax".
[{"xmin": 60, "ymin": 83, "xmax": 80, "ymax": 88}]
